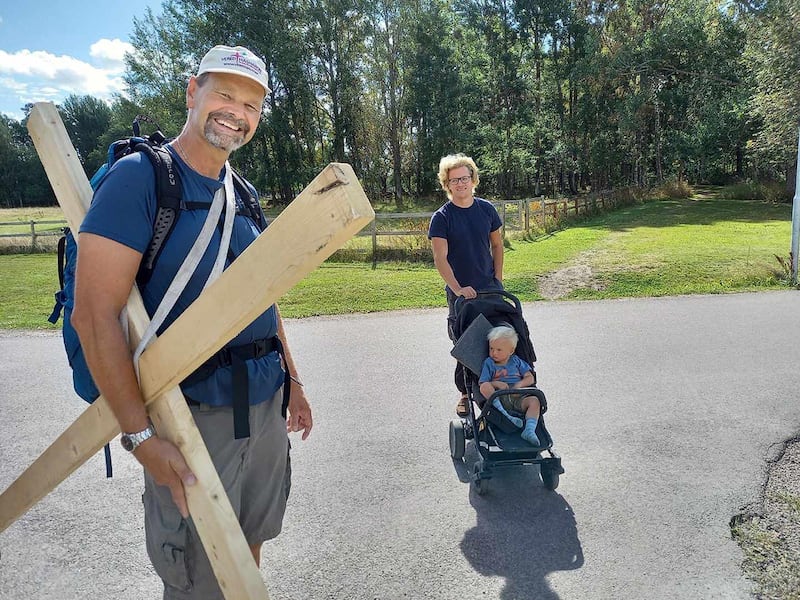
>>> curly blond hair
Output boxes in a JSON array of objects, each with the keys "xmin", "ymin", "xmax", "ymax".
[{"xmin": 437, "ymin": 153, "xmax": 480, "ymax": 198}]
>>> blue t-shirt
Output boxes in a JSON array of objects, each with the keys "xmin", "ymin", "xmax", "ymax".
[
  {"xmin": 427, "ymin": 197, "xmax": 502, "ymax": 292},
  {"xmin": 80, "ymin": 147, "xmax": 282, "ymax": 407},
  {"xmin": 479, "ymin": 354, "xmax": 533, "ymax": 385}
]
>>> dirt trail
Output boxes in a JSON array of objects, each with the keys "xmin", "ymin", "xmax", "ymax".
[{"xmin": 537, "ymin": 252, "xmax": 605, "ymax": 299}]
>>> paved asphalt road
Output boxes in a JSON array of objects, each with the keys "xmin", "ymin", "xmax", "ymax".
[{"xmin": 1, "ymin": 291, "xmax": 799, "ymax": 600}]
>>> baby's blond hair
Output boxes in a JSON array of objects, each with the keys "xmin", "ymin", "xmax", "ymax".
[{"xmin": 487, "ymin": 325, "xmax": 518, "ymax": 348}]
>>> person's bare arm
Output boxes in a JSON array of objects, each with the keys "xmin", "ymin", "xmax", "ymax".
[
  {"xmin": 489, "ymin": 228, "xmax": 504, "ymax": 283},
  {"xmin": 72, "ymin": 233, "xmax": 195, "ymax": 517},
  {"xmin": 431, "ymin": 236, "xmax": 476, "ymax": 298},
  {"xmin": 513, "ymin": 370, "xmax": 536, "ymax": 389},
  {"xmin": 275, "ymin": 305, "xmax": 312, "ymax": 440}
]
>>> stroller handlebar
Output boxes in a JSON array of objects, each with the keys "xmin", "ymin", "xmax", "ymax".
[{"xmin": 453, "ymin": 288, "xmax": 522, "ymax": 313}]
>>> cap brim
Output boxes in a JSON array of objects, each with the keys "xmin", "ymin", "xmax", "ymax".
[{"xmin": 198, "ymin": 67, "xmax": 271, "ymax": 95}]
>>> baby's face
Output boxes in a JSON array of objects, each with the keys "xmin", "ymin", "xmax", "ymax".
[{"xmin": 489, "ymin": 338, "xmax": 515, "ymax": 365}]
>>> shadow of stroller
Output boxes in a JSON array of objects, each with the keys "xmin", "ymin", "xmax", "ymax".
[{"xmin": 460, "ymin": 462, "xmax": 583, "ymax": 600}]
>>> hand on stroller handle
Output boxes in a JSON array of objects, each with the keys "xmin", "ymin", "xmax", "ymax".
[{"xmin": 453, "ymin": 288, "xmax": 522, "ymax": 313}]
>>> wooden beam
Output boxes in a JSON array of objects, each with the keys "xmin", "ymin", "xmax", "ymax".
[{"xmin": 1, "ymin": 102, "xmax": 374, "ymax": 599}]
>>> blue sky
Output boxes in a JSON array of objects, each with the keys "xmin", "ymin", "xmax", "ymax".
[{"xmin": 0, "ymin": 0, "xmax": 163, "ymax": 121}]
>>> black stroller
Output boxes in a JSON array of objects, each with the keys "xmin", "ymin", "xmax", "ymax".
[{"xmin": 448, "ymin": 290, "xmax": 564, "ymax": 494}]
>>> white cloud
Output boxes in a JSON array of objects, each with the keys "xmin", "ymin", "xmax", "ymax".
[
  {"xmin": 0, "ymin": 41, "xmax": 135, "ymax": 117},
  {"xmin": 90, "ymin": 38, "xmax": 134, "ymax": 67}
]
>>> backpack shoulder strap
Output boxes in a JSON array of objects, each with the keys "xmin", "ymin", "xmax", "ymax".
[
  {"xmin": 231, "ymin": 169, "xmax": 267, "ymax": 231},
  {"xmin": 135, "ymin": 142, "xmax": 182, "ymax": 286}
]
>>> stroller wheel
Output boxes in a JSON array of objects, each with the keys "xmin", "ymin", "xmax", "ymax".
[
  {"xmin": 540, "ymin": 465, "xmax": 560, "ymax": 491},
  {"xmin": 472, "ymin": 463, "xmax": 488, "ymax": 495},
  {"xmin": 449, "ymin": 419, "xmax": 465, "ymax": 460}
]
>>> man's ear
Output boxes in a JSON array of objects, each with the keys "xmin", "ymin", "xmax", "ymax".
[{"xmin": 186, "ymin": 76, "xmax": 198, "ymax": 109}]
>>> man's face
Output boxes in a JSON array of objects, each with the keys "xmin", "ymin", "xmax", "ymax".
[
  {"xmin": 447, "ymin": 166, "xmax": 474, "ymax": 201},
  {"xmin": 188, "ymin": 72, "xmax": 265, "ymax": 152}
]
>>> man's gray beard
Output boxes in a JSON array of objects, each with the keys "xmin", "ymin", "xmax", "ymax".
[
  {"xmin": 203, "ymin": 117, "xmax": 246, "ymax": 152},
  {"xmin": 204, "ymin": 125, "xmax": 245, "ymax": 152}
]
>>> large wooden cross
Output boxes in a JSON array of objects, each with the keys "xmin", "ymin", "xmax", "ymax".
[{"xmin": 0, "ymin": 102, "xmax": 374, "ymax": 599}]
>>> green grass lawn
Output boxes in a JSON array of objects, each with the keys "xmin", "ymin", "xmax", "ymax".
[
  {"xmin": 0, "ymin": 189, "xmax": 794, "ymax": 329},
  {"xmin": 0, "ymin": 254, "xmax": 63, "ymax": 328},
  {"xmin": 560, "ymin": 193, "xmax": 792, "ymax": 299}
]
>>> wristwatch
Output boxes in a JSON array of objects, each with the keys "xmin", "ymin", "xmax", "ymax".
[{"xmin": 120, "ymin": 424, "xmax": 156, "ymax": 452}]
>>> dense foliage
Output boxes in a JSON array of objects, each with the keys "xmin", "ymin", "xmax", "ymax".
[{"xmin": 1, "ymin": 0, "xmax": 797, "ymax": 208}]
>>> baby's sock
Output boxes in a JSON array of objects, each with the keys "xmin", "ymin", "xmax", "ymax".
[
  {"xmin": 492, "ymin": 398, "xmax": 523, "ymax": 428},
  {"xmin": 521, "ymin": 419, "xmax": 541, "ymax": 447}
]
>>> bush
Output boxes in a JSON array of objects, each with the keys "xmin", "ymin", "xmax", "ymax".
[
  {"xmin": 653, "ymin": 179, "xmax": 693, "ymax": 199},
  {"xmin": 718, "ymin": 181, "xmax": 791, "ymax": 203}
]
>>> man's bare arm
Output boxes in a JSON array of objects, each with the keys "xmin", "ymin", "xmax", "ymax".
[
  {"xmin": 275, "ymin": 305, "xmax": 312, "ymax": 440},
  {"xmin": 72, "ymin": 233, "xmax": 195, "ymax": 516}
]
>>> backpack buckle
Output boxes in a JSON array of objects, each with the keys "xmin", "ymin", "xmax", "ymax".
[{"xmin": 252, "ymin": 338, "xmax": 268, "ymax": 358}]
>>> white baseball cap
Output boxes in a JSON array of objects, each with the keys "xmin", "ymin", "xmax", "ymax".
[{"xmin": 196, "ymin": 45, "xmax": 271, "ymax": 95}]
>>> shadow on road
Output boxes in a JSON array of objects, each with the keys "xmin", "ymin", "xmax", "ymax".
[{"xmin": 458, "ymin": 453, "xmax": 583, "ymax": 600}]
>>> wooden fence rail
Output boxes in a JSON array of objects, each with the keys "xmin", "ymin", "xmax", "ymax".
[
  {"xmin": 0, "ymin": 220, "xmax": 67, "ymax": 252},
  {"xmin": 0, "ymin": 191, "xmax": 617, "ymax": 256}
]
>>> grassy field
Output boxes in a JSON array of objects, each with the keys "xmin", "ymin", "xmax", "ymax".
[{"xmin": 0, "ymin": 188, "xmax": 794, "ymax": 329}]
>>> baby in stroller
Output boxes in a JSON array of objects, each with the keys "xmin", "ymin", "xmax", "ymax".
[
  {"xmin": 449, "ymin": 290, "xmax": 563, "ymax": 493},
  {"xmin": 479, "ymin": 325, "xmax": 541, "ymax": 447}
]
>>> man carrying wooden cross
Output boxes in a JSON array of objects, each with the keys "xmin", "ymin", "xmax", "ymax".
[{"xmin": 72, "ymin": 44, "xmax": 312, "ymax": 599}]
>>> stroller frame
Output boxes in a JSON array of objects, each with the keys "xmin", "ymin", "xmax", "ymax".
[{"xmin": 448, "ymin": 290, "xmax": 564, "ymax": 494}]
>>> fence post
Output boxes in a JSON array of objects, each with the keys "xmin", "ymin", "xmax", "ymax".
[
  {"xmin": 540, "ymin": 196, "xmax": 546, "ymax": 227},
  {"xmin": 524, "ymin": 199, "xmax": 530, "ymax": 230},
  {"xmin": 371, "ymin": 218, "xmax": 378, "ymax": 270},
  {"xmin": 501, "ymin": 202, "xmax": 506, "ymax": 237},
  {"xmin": 29, "ymin": 220, "xmax": 36, "ymax": 252}
]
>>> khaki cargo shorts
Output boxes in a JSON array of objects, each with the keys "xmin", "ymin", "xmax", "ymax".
[{"xmin": 143, "ymin": 390, "xmax": 291, "ymax": 600}]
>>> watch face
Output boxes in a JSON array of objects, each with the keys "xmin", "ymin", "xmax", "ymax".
[{"xmin": 120, "ymin": 435, "xmax": 134, "ymax": 452}]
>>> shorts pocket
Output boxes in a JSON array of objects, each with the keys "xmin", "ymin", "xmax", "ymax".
[{"xmin": 143, "ymin": 489, "xmax": 192, "ymax": 593}]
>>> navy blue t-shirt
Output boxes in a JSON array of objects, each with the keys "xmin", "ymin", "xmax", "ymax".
[
  {"xmin": 427, "ymin": 197, "xmax": 502, "ymax": 292},
  {"xmin": 80, "ymin": 146, "xmax": 282, "ymax": 407}
]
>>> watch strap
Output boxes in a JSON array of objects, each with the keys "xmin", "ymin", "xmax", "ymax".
[{"xmin": 121, "ymin": 424, "xmax": 156, "ymax": 452}]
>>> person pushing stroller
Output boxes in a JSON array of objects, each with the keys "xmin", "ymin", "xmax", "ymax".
[
  {"xmin": 428, "ymin": 153, "xmax": 504, "ymax": 417},
  {"xmin": 479, "ymin": 325, "xmax": 541, "ymax": 447}
]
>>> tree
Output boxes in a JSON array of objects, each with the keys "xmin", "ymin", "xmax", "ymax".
[
  {"xmin": 742, "ymin": 0, "xmax": 800, "ymax": 184},
  {"xmin": 125, "ymin": 2, "xmax": 194, "ymax": 136},
  {"xmin": 403, "ymin": 0, "xmax": 465, "ymax": 196},
  {"xmin": 0, "ymin": 113, "xmax": 55, "ymax": 207},
  {"xmin": 366, "ymin": 0, "xmax": 407, "ymax": 207},
  {"xmin": 58, "ymin": 95, "xmax": 113, "ymax": 177}
]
